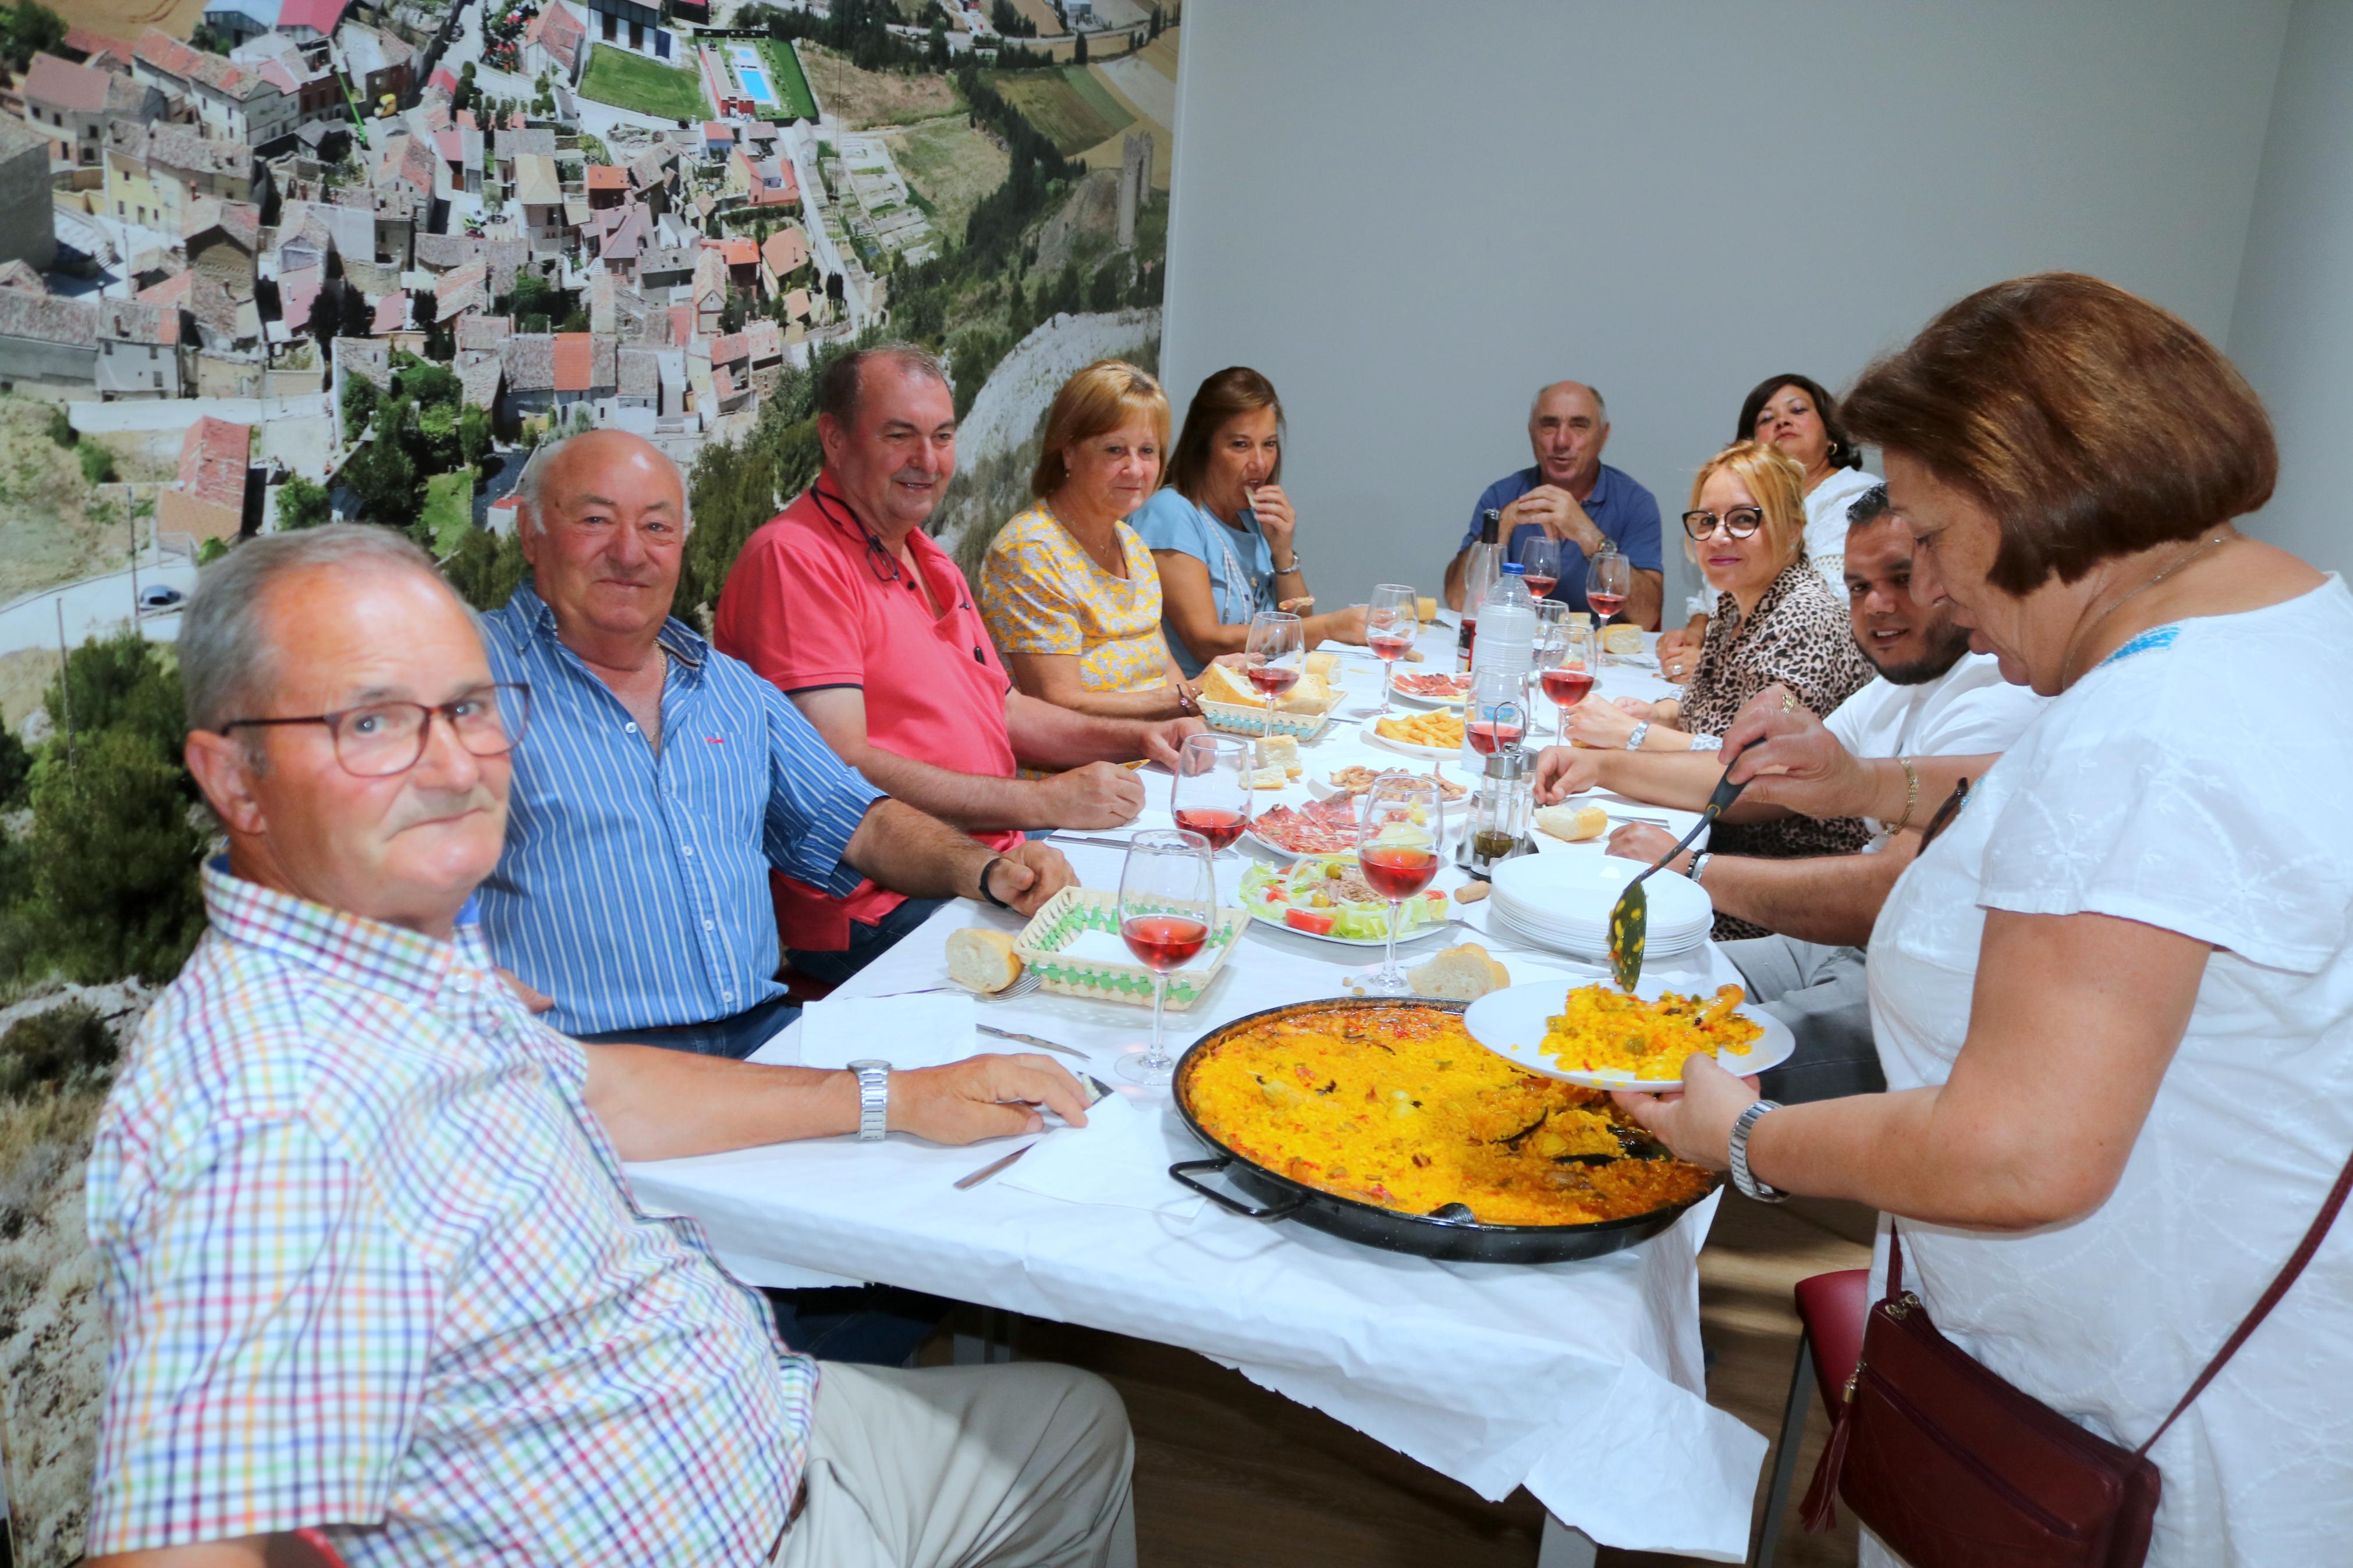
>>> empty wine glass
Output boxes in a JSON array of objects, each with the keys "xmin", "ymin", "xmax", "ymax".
[
  {"xmin": 1358, "ymin": 775, "xmax": 1444, "ymax": 995},
  {"xmin": 1516, "ymin": 534, "xmax": 1562, "ymax": 602},
  {"xmin": 1243, "ymin": 609, "xmax": 1305, "ymax": 724},
  {"xmin": 1171, "ymin": 734, "xmax": 1251, "ymax": 859},
  {"xmin": 1115, "ymin": 829, "xmax": 1215, "ymax": 1086},
  {"xmin": 1364, "ymin": 582, "xmax": 1417, "ymax": 717}
]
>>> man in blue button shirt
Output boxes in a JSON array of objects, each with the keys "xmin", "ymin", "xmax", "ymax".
[
  {"xmin": 475, "ymin": 430, "xmax": 1078, "ymax": 1059},
  {"xmin": 1443, "ymin": 381, "xmax": 1665, "ymax": 628}
]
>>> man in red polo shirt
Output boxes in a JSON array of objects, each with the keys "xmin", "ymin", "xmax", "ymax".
[{"xmin": 715, "ymin": 344, "xmax": 1204, "ymax": 982}]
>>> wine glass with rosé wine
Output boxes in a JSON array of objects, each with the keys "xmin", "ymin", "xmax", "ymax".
[
  {"xmin": 1171, "ymin": 734, "xmax": 1252, "ymax": 861},
  {"xmin": 1243, "ymin": 609, "xmax": 1305, "ymax": 723},
  {"xmin": 1516, "ymin": 534, "xmax": 1562, "ymax": 602},
  {"xmin": 1585, "ymin": 545, "xmax": 1631, "ymax": 664},
  {"xmin": 1114, "ymin": 828, "xmax": 1216, "ymax": 1086},
  {"xmin": 1539, "ymin": 623, "xmax": 1598, "ymax": 741},
  {"xmin": 1364, "ymin": 582, "xmax": 1418, "ymax": 717},
  {"xmin": 1357, "ymin": 774, "xmax": 1445, "ymax": 996}
]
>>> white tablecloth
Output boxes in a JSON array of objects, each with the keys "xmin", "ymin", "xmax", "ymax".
[{"xmin": 625, "ymin": 621, "xmax": 1768, "ymax": 1561}]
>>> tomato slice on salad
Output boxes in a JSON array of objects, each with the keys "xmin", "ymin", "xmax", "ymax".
[{"xmin": 1283, "ymin": 907, "xmax": 1338, "ymax": 935}]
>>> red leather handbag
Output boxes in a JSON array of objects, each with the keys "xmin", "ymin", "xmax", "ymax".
[{"xmin": 1801, "ymin": 1150, "xmax": 2353, "ymax": 1567}]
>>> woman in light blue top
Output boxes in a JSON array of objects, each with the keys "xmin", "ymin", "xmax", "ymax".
[{"xmin": 1133, "ymin": 367, "xmax": 1367, "ymax": 677}]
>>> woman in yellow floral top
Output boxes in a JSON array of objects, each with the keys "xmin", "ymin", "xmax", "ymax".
[{"xmin": 979, "ymin": 360, "xmax": 1195, "ymax": 719}]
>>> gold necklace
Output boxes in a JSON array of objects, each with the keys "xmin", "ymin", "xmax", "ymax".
[{"xmin": 2058, "ymin": 528, "xmax": 2237, "ymax": 687}]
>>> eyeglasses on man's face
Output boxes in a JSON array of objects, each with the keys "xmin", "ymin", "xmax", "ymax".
[
  {"xmin": 219, "ymin": 682, "xmax": 533, "ymax": 778},
  {"xmin": 1681, "ymin": 507, "xmax": 1766, "ymax": 542}
]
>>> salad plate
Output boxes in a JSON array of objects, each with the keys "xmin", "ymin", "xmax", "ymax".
[{"xmin": 1238, "ymin": 853, "xmax": 1453, "ymax": 947}]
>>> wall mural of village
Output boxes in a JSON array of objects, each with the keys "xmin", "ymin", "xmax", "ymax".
[{"xmin": 0, "ymin": 0, "xmax": 1177, "ymax": 1554}]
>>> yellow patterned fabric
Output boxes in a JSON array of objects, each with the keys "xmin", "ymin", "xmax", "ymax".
[{"xmin": 978, "ymin": 505, "xmax": 1173, "ymax": 695}]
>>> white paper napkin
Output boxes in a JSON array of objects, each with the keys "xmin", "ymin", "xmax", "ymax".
[
  {"xmin": 797, "ymin": 994, "xmax": 976, "ymax": 1071},
  {"xmin": 1000, "ymin": 1089, "xmax": 1206, "ymax": 1219},
  {"xmin": 1052, "ymin": 926, "xmax": 1220, "ymax": 973}
]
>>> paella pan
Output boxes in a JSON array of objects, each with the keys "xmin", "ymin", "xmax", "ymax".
[{"xmin": 1169, "ymin": 997, "xmax": 1719, "ymax": 1264}]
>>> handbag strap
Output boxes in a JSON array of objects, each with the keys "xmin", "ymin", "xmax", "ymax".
[{"xmin": 1881, "ymin": 1144, "xmax": 2353, "ymax": 1459}]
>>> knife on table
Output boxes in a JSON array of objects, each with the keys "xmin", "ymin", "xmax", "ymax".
[
  {"xmin": 974, "ymin": 1023, "xmax": 1090, "ymax": 1061},
  {"xmin": 952, "ymin": 1073, "xmax": 1116, "ymax": 1189}
]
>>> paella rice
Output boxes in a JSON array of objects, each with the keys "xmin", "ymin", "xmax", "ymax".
[
  {"xmin": 1540, "ymin": 983, "xmax": 1762, "ymax": 1079},
  {"xmin": 1185, "ymin": 1004, "xmax": 1715, "ymax": 1226}
]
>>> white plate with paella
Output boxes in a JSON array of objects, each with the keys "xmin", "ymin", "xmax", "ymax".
[{"xmin": 1464, "ymin": 977, "xmax": 1795, "ymax": 1092}]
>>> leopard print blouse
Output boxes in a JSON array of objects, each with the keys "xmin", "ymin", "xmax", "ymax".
[{"xmin": 1679, "ymin": 563, "xmax": 1876, "ymax": 940}]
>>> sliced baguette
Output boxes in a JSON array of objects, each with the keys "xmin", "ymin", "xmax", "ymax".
[
  {"xmin": 1535, "ymin": 803, "xmax": 1609, "ymax": 843},
  {"xmin": 945, "ymin": 926, "xmax": 1022, "ymax": 994},
  {"xmin": 1198, "ymin": 660, "xmax": 1258, "ymax": 707}
]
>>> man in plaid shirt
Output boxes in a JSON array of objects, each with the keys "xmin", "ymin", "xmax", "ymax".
[{"xmin": 84, "ymin": 527, "xmax": 1134, "ymax": 1568}]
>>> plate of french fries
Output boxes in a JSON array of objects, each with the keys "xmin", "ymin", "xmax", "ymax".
[{"xmin": 1363, "ymin": 710, "xmax": 1465, "ymax": 759}]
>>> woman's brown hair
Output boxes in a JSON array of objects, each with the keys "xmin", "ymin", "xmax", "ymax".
[
  {"xmin": 1734, "ymin": 374, "xmax": 1862, "ymax": 471},
  {"xmin": 1165, "ymin": 367, "xmax": 1283, "ymax": 504},
  {"xmin": 1840, "ymin": 273, "xmax": 2277, "ymax": 594},
  {"xmin": 1031, "ymin": 360, "xmax": 1170, "ymax": 499}
]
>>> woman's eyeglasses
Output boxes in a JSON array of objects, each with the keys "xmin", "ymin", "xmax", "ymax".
[
  {"xmin": 220, "ymin": 683, "xmax": 533, "ymax": 778},
  {"xmin": 1681, "ymin": 507, "xmax": 1766, "ymax": 541}
]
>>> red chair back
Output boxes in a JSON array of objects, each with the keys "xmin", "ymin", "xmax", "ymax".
[{"xmin": 1793, "ymin": 1267, "xmax": 1871, "ymax": 1417}]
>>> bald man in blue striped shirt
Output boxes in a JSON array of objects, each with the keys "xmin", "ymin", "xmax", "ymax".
[{"xmin": 477, "ymin": 431, "xmax": 1078, "ymax": 1057}]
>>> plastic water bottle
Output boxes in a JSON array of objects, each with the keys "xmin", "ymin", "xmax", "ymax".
[{"xmin": 1464, "ymin": 563, "xmax": 1536, "ymax": 769}]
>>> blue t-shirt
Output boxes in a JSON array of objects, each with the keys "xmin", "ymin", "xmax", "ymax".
[
  {"xmin": 1457, "ymin": 463, "xmax": 1663, "ymax": 613},
  {"xmin": 1131, "ymin": 486, "xmax": 1276, "ymax": 677}
]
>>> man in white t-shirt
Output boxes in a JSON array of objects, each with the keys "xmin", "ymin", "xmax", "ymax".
[{"xmin": 1533, "ymin": 487, "xmax": 2045, "ymax": 1100}]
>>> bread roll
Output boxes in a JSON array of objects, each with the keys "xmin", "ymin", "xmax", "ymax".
[
  {"xmin": 1602, "ymin": 624, "xmax": 1646, "ymax": 655},
  {"xmin": 1276, "ymin": 671, "xmax": 1332, "ymax": 713},
  {"xmin": 1417, "ymin": 595, "xmax": 1439, "ymax": 623},
  {"xmin": 1198, "ymin": 661, "xmax": 1257, "ymax": 707},
  {"xmin": 1305, "ymin": 651, "xmax": 1339, "ymax": 678},
  {"xmin": 1250, "ymin": 765, "xmax": 1289, "ymax": 790},
  {"xmin": 1407, "ymin": 943, "xmax": 1510, "ymax": 1001},
  {"xmin": 1535, "ymin": 803, "xmax": 1609, "ymax": 842},
  {"xmin": 946, "ymin": 927, "xmax": 1023, "ymax": 994}
]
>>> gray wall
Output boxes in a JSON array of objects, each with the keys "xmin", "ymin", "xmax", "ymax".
[
  {"xmin": 1163, "ymin": 0, "xmax": 2292, "ymax": 615},
  {"xmin": 2227, "ymin": 0, "xmax": 2352, "ymax": 579}
]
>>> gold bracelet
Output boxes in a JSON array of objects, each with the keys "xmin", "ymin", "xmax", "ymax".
[{"xmin": 1890, "ymin": 756, "xmax": 1920, "ymax": 834}]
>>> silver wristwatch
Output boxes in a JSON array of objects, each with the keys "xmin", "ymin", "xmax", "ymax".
[
  {"xmin": 849, "ymin": 1059, "xmax": 890, "ymax": 1142},
  {"xmin": 1687, "ymin": 851, "xmax": 1710, "ymax": 885},
  {"xmin": 1729, "ymin": 1099, "xmax": 1787, "ymax": 1203},
  {"xmin": 1624, "ymin": 720, "xmax": 1651, "ymax": 751}
]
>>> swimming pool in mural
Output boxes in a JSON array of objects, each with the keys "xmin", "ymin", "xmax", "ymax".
[{"xmin": 733, "ymin": 45, "xmax": 777, "ymax": 107}]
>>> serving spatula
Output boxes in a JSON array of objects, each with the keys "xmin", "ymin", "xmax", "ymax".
[{"xmin": 1606, "ymin": 738, "xmax": 1761, "ymax": 991}]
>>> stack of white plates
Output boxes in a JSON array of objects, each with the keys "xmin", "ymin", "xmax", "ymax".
[{"xmin": 1486, "ymin": 852, "xmax": 1713, "ymax": 961}]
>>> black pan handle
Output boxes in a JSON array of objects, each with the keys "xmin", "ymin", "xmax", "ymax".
[{"xmin": 1169, "ymin": 1158, "xmax": 1310, "ymax": 1220}]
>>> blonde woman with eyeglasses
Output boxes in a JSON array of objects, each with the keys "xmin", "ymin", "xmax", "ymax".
[{"xmin": 1559, "ymin": 441, "xmax": 1873, "ymax": 933}]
